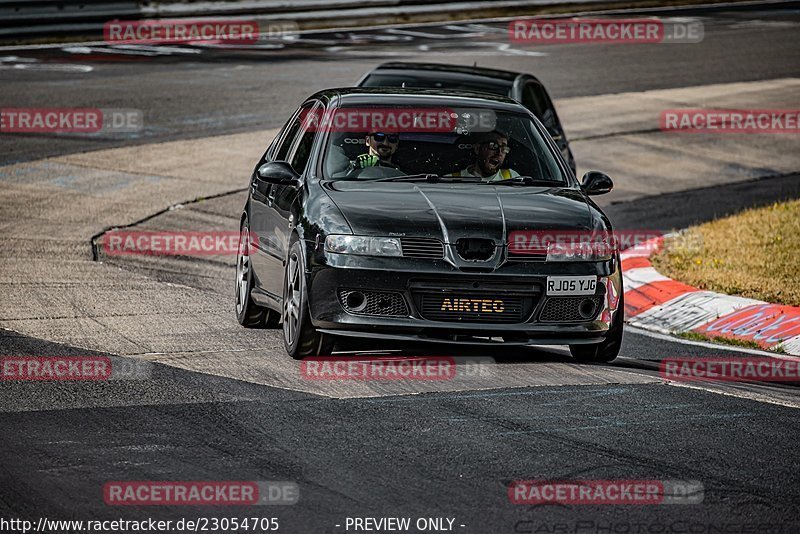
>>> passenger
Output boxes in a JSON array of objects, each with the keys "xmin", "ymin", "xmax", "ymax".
[{"xmin": 451, "ymin": 131, "xmax": 520, "ymax": 182}]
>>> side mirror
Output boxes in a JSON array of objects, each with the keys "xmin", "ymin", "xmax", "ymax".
[
  {"xmin": 580, "ymin": 171, "xmax": 613, "ymax": 196},
  {"xmin": 257, "ymin": 161, "xmax": 301, "ymax": 188}
]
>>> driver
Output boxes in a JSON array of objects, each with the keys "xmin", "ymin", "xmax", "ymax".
[
  {"xmin": 352, "ymin": 131, "xmax": 401, "ymax": 169},
  {"xmin": 450, "ymin": 131, "xmax": 520, "ymax": 182}
]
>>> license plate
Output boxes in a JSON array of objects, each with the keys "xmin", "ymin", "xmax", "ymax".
[{"xmin": 546, "ymin": 276, "xmax": 596, "ymax": 296}]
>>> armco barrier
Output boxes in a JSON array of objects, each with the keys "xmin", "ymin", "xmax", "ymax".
[
  {"xmin": 0, "ymin": 0, "xmax": 759, "ymax": 44},
  {"xmin": 0, "ymin": 0, "xmax": 776, "ymax": 44},
  {"xmin": 0, "ymin": 0, "xmax": 141, "ymax": 40},
  {"xmin": 1, "ymin": 0, "xmax": 427, "ymax": 41}
]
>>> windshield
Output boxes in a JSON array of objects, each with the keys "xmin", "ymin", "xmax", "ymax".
[{"xmin": 321, "ymin": 106, "xmax": 567, "ymax": 184}]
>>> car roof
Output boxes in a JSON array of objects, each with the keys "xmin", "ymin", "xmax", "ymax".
[
  {"xmin": 308, "ymin": 87, "xmax": 527, "ymax": 113},
  {"xmin": 370, "ymin": 62, "xmax": 523, "ymax": 82}
]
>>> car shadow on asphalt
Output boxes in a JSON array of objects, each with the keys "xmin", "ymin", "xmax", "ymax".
[{"xmin": 331, "ymin": 337, "xmax": 574, "ymax": 365}]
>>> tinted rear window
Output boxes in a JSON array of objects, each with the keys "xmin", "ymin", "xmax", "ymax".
[{"xmin": 361, "ymin": 73, "xmax": 510, "ymax": 97}]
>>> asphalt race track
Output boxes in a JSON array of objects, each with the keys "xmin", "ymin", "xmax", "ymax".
[{"xmin": 1, "ymin": 3, "xmax": 799, "ymax": 533}]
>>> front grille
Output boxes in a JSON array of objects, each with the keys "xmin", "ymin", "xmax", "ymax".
[
  {"xmin": 415, "ymin": 293, "xmax": 528, "ymax": 323},
  {"xmin": 508, "ymin": 243, "xmax": 547, "ymax": 262},
  {"xmin": 539, "ymin": 296, "xmax": 604, "ymax": 322},
  {"xmin": 400, "ymin": 237, "xmax": 444, "ymax": 259},
  {"xmin": 456, "ymin": 238, "xmax": 496, "ymax": 262},
  {"xmin": 338, "ymin": 289, "xmax": 408, "ymax": 317}
]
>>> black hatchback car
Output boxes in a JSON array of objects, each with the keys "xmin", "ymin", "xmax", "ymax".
[
  {"xmin": 235, "ymin": 88, "xmax": 623, "ymax": 362},
  {"xmin": 358, "ymin": 62, "xmax": 576, "ymax": 175}
]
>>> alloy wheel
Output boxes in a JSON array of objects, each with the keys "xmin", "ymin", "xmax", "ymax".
[
  {"xmin": 235, "ymin": 226, "xmax": 250, "ymax": 315},
  {"xmin": 283, "ymin": 252, "xmax": 301, "ymax": 346}
]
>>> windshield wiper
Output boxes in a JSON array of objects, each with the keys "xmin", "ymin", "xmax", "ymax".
[
  {"xmin": 372, "ymin": 174, "xmax": 442, "ymax": 183},
  {"xmin": 491, "ymin": 176, "xmax": 560, "ymax": 187}
]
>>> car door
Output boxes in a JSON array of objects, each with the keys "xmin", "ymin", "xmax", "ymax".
[
  {"xmin": 260, "ymin": 102, "xmax": 323, "ymax": 299},
  {"xmin": 519, "ymin": 80, "xmax": 576, "ymax": 174},
  {"xmin": 249, "ymin": 104, "xmax": 310, "ymax": 299}
]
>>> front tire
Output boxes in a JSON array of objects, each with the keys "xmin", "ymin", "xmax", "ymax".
[
  {"xmin": 282, "ymin": 239, "xmax": 335, "ymax": 359},
  {"xmin": 569, "ymin": 292, "xmax": 624, "ymax": 363},
  {"xmin": 235, "ymin": 217, "xmax": 279, "ymax": 328}
]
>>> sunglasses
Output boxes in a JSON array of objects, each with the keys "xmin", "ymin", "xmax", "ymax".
[
  {"xmin": 483, "ymin": 141, "xmax": 511, "ymax": 154},
  {"xmin": 370, "ymin": 132, "xmax": 400, "ymax": 144}
]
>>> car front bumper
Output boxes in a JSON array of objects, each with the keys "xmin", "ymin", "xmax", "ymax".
[{"xmin": 305, "ymin": 245, "xmax": 623, "ymax": 346}]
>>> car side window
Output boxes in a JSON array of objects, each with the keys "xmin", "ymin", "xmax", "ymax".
[
  {"xmin": 263, "ymin": 122, "xmax": 289, "ymax": 162},
  {"xmin": 274, "ymin": 103, "xmax": 314, "ymax": 162},
  {"xmin": 287, "ymin": 103, "xmax": 323, "ymax": 174},
  {"xmin": 522, "ymin": 83, "xmax": 558, "ymax": 132}
]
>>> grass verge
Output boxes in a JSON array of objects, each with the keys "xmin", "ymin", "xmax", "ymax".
[
  {"xmin": 651, "ymin": 200, "xmax": 800, "ymax": 306},
  {"xmin": 676, "ymin": 332, "xmax": 788, "ymax": 353},
  {"xmin": 677, "ymin": 331, "xmax": 762, "ymax": 350}
]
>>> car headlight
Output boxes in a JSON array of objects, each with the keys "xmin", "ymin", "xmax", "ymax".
[
  {"xmin": 325, "ymin": 235, "xmax": 402, "ymax": 257},
  {"xmin": 546, "ymin": 241, "xmax": 613, "ymax": 262}
]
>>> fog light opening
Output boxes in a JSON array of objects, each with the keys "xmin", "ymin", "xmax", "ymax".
[
  {"xmin": 346, "ymin": 291, "xmax": 367, "ymax": 312},
  {"xmin": 578, "ymin": 298, "xmax": 598, "ymax": 319}
]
